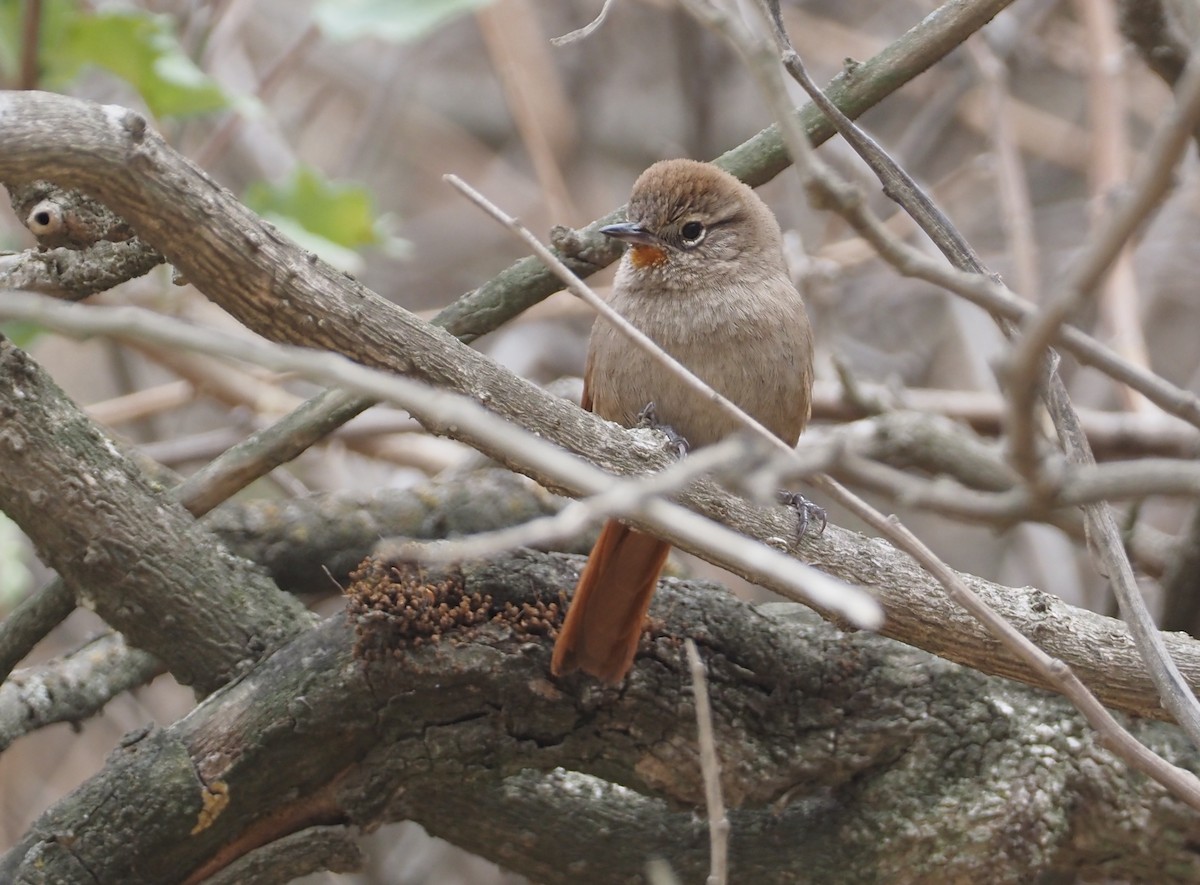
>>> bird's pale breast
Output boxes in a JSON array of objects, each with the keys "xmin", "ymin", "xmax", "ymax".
[{"xmin": 586, "ymin": 272, "xmax": 813, "ymax": 448}]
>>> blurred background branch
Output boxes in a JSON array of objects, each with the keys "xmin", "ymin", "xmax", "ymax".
[{"xmin": 5, "ymin": 0, "xmax": 1200, "ymax": 880}]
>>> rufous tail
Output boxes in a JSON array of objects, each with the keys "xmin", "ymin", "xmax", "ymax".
[{"xmin": 551, "ymin": 520, "xmax": 672, "ymax": 683}]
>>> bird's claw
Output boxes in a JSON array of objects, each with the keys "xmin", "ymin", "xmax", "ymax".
[
  {"xmin": 777, "ymin": 490, "xmax": 827, "ymax": 540},
  {"xmin": 637, "ymin": 401, "xmax": 690, "ymax": 458}
]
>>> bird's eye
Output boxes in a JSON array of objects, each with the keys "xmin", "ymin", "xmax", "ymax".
[{"xmin": 680, "ymin": 221, "xmax": 705, "ymax": 245}]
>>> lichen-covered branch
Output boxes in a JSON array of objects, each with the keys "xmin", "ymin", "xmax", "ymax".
[
  {"xmin": 0, "ymin": 338, "xmax": 312, "ymax": 695},
  {"xmin": 3, "ymin": 554, "xmax": 1197, "ymax": 883},
  {"xmin": 200, "ymin": 470, "xmax": 1200, "ymax": 724}
]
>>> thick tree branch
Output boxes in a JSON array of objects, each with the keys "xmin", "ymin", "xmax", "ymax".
[
  {"xmin": 0, "ymin": 635, "xmax": 160, "ymax": 750},
  {"xmin": 3, "ymin": 554, "xmax": 1198, "ymax": 883},
  {"xmin": 0, "ymin": 289, "xmax": 877, "ymax": 627},
  {"xmin": 0, "ymin": 338, "xmax": 312, "ymax": 695},
  {"xmin": 11, "ymin": 464, "xmax": 1200, "ymax": 761},
  {"xmin": 197, "ymin": 473, "xmax": 1200, "ymax": 724},
  {"xmin": 2, "ymin": 80, "xmax": 1199, "ymax": 725}
]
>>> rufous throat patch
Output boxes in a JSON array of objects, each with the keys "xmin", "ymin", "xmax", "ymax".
[{"xmin": 629, "ymin": 244, "xmax": 668, "ymax": 269}]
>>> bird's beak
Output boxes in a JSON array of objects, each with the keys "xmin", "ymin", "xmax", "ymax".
[{"xmin": 599, "ymin": 222, "xmax": 661, "ymax": 247}]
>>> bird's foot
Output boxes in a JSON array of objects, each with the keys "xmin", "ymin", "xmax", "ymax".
[
  {"xmin": 777, "ymin": 491, "xmax": 827, "ymax": 540},
  {"xmin": 637, "ymin": 401, "xmax": 690, "ymax": 458}
]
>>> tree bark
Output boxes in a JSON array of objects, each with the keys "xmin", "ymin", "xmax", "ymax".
[
  {"xmin": 0, "ymin": 338, "xmax": 312, "ymax": 695},
  {"xmin": 3, "ymin": 553, "xmax": 1197, "ymax": 884},
  {"xmin": 1, "ymin": 3, "xmax": 1197, "ymax": 877},
  {"xmin": 203, "ymin": 471, "xmax": 1200, "ymax": 725}
]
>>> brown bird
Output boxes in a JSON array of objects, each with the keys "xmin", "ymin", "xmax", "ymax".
[{"xmin": 551, "ymin": 158, "xmax": 815, "ymax": 683}]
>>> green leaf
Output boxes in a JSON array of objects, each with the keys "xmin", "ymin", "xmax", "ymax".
[
  {"xmin": 55, "ymin": 11, "xmax": 228, "ymax": 118},
  {"xmin": 245, "ymin": 166, "xmax": 384, "ymax": 249},
  {"xmin": 0, "ymin": 321, "xmax": 44, "ymax": 349},
  {"xmin": 244, "ymin": 166, "xmax": 410, "ymax": 272},
  {"xmin": 314, "ymin": 0, "xmax": 495, "ymax": 43}
]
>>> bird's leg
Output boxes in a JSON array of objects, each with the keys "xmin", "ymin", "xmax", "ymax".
[
  {"xmin": 777, "ymin": 490, "xmax": 827, "ymax": 540},
  {"xmin": 636, "ymin": 401, "xmax": 690, "ymax": 459}
]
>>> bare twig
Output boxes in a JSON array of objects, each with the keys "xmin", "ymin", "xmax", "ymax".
[
  {"xmin": 686, "ymin": 639, "xmax": 729, "ymax": 885},
  {"xmin": 1073, "ymin": 0, "xmax": 1152, "ymax": 413},
  {"xmin": 815, "ymin": 474, "xmax": 1200, "ymax": 812},
  {"xmin": 755, "ymin": 0, "xmax": 991, "ymax": 278},
  {"xmin": 1006, "ymin": 27, "xmax": 1200, "ymax": 483},
  {"xmin": 387, "ymin": 435, "xmax": 840, "ymax": 562},
  {"xmin": 0, "ymin": 290, "xmax": 882, "ymax": 629},
  {"xmin": 680, "ymin": 0, "xmax": 1200, "ymax": 804},
  {"xmin": 809, "ymin": 380, "xmax": 1200, "ymax": 460},
  {"xmin": 86, "ymin": 379, "xmax": 195, "ymax": 426},
  {"xmin": 551, "ymin": 0, "xmax": 618, "ymax": 46},
  {"xmin": 0, "ymin": 580, "xmax": 75, "ymax": 684},
  {"xmin": 1045, "ymin": 377, "xmax": 1200, "ymax": 744},
  {"xmin": 18, "ymin": 0, "xmax": 42, "ymax": 91},
  {"xmin": 193, "ymin": 23, "xmax": 321, "ymax": 169},
  {"xmin": 478, "ymin": 0, "xmax": 579, "ymax": 223}
]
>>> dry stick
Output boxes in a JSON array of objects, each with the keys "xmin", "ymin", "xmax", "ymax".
[
  {"xmin": 685, "ymin": 0, "xmax": 1200, "ymax": 805},
  {"xmin": 477, "ymin": 0, "xmax": 579, "ymax": 224},
  {"xmin": 809, "ymin": 380, "xmax": 1200, "ymax": 459},
  {"xmin": 393, "ymin": 436, "xmax": 841, "ymax": 564},
  {"xmin": 177, "ymin": 386, "xmax": 369, "ymax": 517},
  {"xmin": 833, "ymin": 450, "xmax": 1200, "ymax": 519},
  {"xmin": 18, "ymin": 0, "xmax": 41, "ymax": 91},
  {"xmin": 551, "ymin": 0, "xmax": 618, "ymax": 47},
  {"xmin": 753, "ymin": 0, "xmax": 1200, "ymax": 747},
  {"xmin": 1002, "ymin": 30, "xmax": 1200, "ymax": 746},
  {"xmin": 830, "ymin": 444, "xmax": 1178, "ymax": 577},
  {"xmin": 755, "ymin": 0, "xmax": 989, "ymax": 278},
  {"xmin": 86, "ymin": 379, "xmax": 195, "ymax": 426},
  {"xmin": 685, "ymin": 639, "xmax": 729, "ymax": 885},
  {"xmin": 962, "ymin": 36, "xmax": 1039, "ymax": 302},
  {"xmin": 0, "ymin": 290, "xmax": 882, "ymax": 630},
  {"xmin": 827, "ymin": 476, "xmax": 1200, "ymax": 812},
  {"xmin": 0, "ymin": 583, "xmax": 77, "ymax": 686},
  {"xmin": 1006, "ymin": 31, "xmax": 1200, "ymax": 483},
  {"xmin": 1074, "ymin": 0, "xmax": 1153, "ymax": 414}
]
